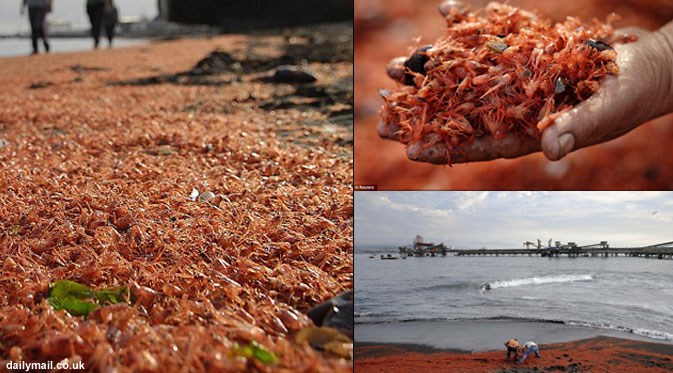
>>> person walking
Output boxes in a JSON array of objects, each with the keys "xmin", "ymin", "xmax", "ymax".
[
  {"xmin": 86, "ymin": 0, "xmax": 106, "ymax": 49},
  {"xmin": 21, "ymin": 0, "xmax": 52, "ymax": 55},
  {"xmin": 504, "ymin": 338, "xmax": 520, "ymax": 362},
  {"xmin": 103, "ymin": 0, "xmax": 118, "ymax": 47},
  {"xmin": 517, "ymin": 341, "xmax": 541, "ymax": 365}
]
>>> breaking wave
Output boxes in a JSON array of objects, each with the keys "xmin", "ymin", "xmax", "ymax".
[
  {"xmin": 566, "ymin": 320, "xmax": 673, "ymax": 342},
  {"xmin": 481, "ymin": 274, "xmax": 593, "ymax": 290}
]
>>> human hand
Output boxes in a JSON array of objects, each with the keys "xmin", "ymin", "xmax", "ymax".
[
  {"xmin": 377, "ymin": 115, "xmax": 541, "ymax": 164},
  {"xmin": 379, "ymin": 1, "xmax": 673, "ymax": 164},
  {"xmin": 379, "ymin": 0, "xmax": 542, "ymax": 164},
  {"xmin": 541, "ymin": 24, "xmax": 673, "ymax": 160}
]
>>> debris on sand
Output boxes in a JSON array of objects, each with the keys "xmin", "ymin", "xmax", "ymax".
[{"xmin": 273, "ymin": 65, "xmax": 317, "ymax": 83}]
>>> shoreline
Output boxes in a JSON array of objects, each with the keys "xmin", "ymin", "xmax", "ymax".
[
  {"xmin": 356, "ymin": 336, "xmax": 673, "ymax": 372},
  {"xmin": 0, "ymin": 37, "xmax": 151, "ymax": 58},
  {"xmin": 355, "ymin": 319, "xmax": 672, "ymax": 353}
]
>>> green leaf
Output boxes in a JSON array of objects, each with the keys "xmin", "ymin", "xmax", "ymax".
[
  {"xmin": 95, "ymin": 286, "xmax": 130, "ymax": 305},
  {"xmin": 48, "ymin": 280, "xmax": 96, "ymax": 316},
  {"xmin": 48, "ymin": 280, "xmax": 130, "ymax": 317},
  {"xmin": 49, "ymin": 280, "xmax": 95, "ymax": 301},
  {"xmin": 59, "ymin": 296, "xmax": 98, "ymax": 316},
  {"xmin": 233, "ymin": 341, "xmax": 277, "ymax": 365}
]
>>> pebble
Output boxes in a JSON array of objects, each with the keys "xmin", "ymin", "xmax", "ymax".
[
  {"xmin": 157, "ymin": 145, "xmax": 173, "ymax": 156},
  {"xmin": 198, "ymin": 191, "xmax": 216, "ymax": 202}
]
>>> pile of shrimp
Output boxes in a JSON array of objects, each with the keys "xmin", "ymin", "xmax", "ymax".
[
  {"xmin": 0, "ymin": 28, "xmax": 353, "ymax": 372},
  {"xmin": 380, "ymin": 2, "xmax": 635, "ymax": 163}
]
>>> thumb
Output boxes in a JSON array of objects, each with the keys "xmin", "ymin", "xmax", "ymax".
[
  {"xmin": 540, "ymin": 68, "xmax": 640, "ymax": 161},
  {"xmin": 541, "ymin": 37, "xmax": 672, "ymax": 161}
]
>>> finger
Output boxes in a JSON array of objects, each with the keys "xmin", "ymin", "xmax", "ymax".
[
  {"xmin": 377, "ymin": 120, "xmax": 402, "ymax": 140},
  {"xmin": 438, "ymin": 0, "xmax": 465, "ymax": 17},
  {"xmin": 613, "ymin": 27, "xmax": 649, "ymax": 41},
  {"xmin": 540, "ymin": 73, "xmax": 639, "ymax": 160},
  {"xmin": 386, "ymin": 56, "xmax": 407, "ymax": 83},
  {"xmin": 541, "ymin": 45, "xmax": 653, "ymax": 161},
  {"xmin": 406, "ymin": 134, "xmax": 541, "ymax": 164},
  {"xmin": 386, "ymin": 46, "xmax": 432, "ymax": 86},
  {"xmin": 407, "ymin": 141, "xmax": 449, "ymax": 164},
  {"xmin": 540, "ymin": 78, "xmax": 637, "ymax": 160}
]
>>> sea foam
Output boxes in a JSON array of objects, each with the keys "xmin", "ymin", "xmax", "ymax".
[{"xmin": 483, "ymin": 274, "xmax": 593, "ymax": 290}]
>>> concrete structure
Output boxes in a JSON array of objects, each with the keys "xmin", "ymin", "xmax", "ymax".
[
  {"xmin": 450, "ymin": 241, "xmax": 673, "ymax": 259},
  {"xmin": 158, "ymin": 0, "xmax": 352, "ymax": 31}
]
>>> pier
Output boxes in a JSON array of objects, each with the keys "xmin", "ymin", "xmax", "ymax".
[
  {"xmin": 450, "ymin": 241, "xmax": 673, "ymax": 259},
  {"xmin": 393, "ymin": 236, "xmax": 673, "ymax": 260}
]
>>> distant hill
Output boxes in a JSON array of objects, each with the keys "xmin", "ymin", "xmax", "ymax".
[{"xmin": 355, "ymin": 244, "xmax": 408, "ymax": 254}]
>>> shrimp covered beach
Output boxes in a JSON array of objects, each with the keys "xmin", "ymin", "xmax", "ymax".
[{"xmin": 378, "ymin": 2, "xmax": 636, "ymax": 164}]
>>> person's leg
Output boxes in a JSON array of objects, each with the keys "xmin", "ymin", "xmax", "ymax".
[
  {"xmin": 87, "ymin": 4, "xmax": 105, "ymax": 48},
  {"xmin": 37, "ymin": 7, "xmax": 49, "ymax": 52},
  {"xmin": 506, "ymin": 348, "xmax": 512, "ymax": 361},
  {"xmin": 95, "ymin": 4, "xmax": 106, "ymax": 48},
  {"xmin": 104, "ymin": 14, "xmax": 115, "ymax": 46},
  {"xmin": 534, "ymin": 346, "xmax": 541, "ymax": 358},
  {"xmin": 86, "ymin": 4, "xmax": 95, "ymax": 46},
  {"xmin": 28, "ymin": 7, "xmax": 40, "ymax": 54},
  {"xmin": 517, "ymin": 349, "xmax": 532, "ymax": 364}
]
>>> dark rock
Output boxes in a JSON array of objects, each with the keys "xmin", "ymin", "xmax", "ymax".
[
  {"xmin": 28, "ymin": 81, "xmax": 54, "ymax": 89},
  {"xmin": 70, "ymin": 65, "xmax": 108, "ymax": 73},
  {"xmin": 307, "ymin": 290, "xmax": 353, "ymax": 338},
  {"xmin": 403, "ymin": 45, "xmax": 432, "ymax": 85},
  {"xmin": 273, "ymin": 65, "xmax": 317, "ymax": 83}
]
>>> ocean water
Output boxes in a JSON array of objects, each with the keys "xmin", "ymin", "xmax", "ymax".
[
  {"xmin": 355, "ymin": 254, "xmax": 673, "ymax": 344},
  {"xmin": 0, "ymin": 38, "xmax": 148, "ymax": 58}
]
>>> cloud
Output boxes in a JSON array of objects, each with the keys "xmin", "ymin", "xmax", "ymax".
[
  {"xmin": 457, "ymin": 192, "xmax": 490, "ymax": 211},
  {"xmin": 355, "ymin": 191, "xmax": 673, "ymax": 250}
]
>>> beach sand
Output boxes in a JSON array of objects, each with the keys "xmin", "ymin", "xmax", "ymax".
[
  {"xmin": 355, "ymin": 319, "xmax": 668, "ymax": 352},
  {"xmin": 356, "ymin": 336, "xmax": 673, "ymax": 373},
  {"xmin": 356, "ymin": 319, "xmax": 673, "ymax": 372},
  {"xmin": 0, "ymin": 24, "xmax": 353, "ymax": 371}
]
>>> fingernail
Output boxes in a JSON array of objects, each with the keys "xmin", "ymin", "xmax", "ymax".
[
  {"xmin": 386, "ymin": 57, "xmax": 406, "ymax": 83},
  {"xmin": 558, "ymin": 133, "xmax": 575, "ymax": 159},
  {"xmin": 377, "ymin": 120, "xmax": 401, "ymax": 140},
  {"xmin": 406, "ymin": 142, "xmax": 423, "ymax": 160},
  {"xmin": 438, "ymin": 0, "xmax": 465, "ymax": 16}
]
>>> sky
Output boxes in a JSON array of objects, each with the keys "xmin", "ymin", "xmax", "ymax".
[
  {"xmin": 0, "ymin": 0, "xmax": 158, "ymax": 34},
  {"xmin": 355, "ymin": 192, "xmax": 673, "ymax": 250}
]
